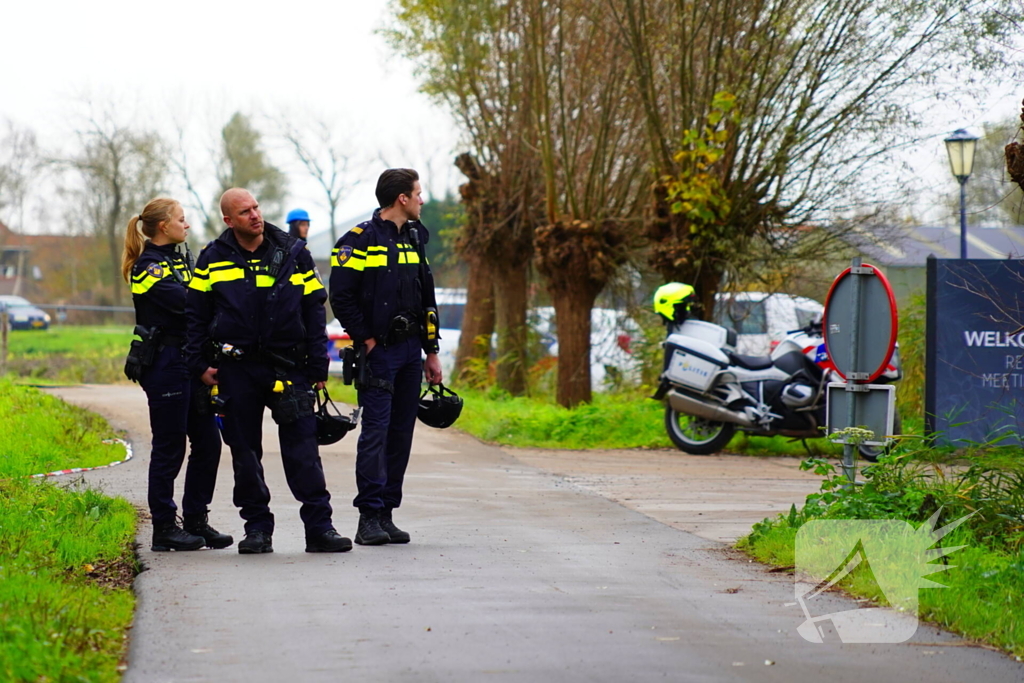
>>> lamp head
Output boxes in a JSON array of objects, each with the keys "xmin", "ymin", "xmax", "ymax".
[{"xmin": 944, "ymin": 128, "xmax": 980, "ymax": 181}]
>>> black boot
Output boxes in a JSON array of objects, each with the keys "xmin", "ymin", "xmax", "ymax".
[
  {"xmin": 354, "ymin": 509, "xmax": 390, "ymax": 546},
  {"xmin": 152, "ymin": 521, "xmax": 204, "ymax": 552},
  {"xmin": 238, "ymin": 530, "xmax": 274, "ymax": 555},
  {"xmin": 380, "ymin": 508, "xmax": 410, "ymax": 544},
  {"xmin": 183, "ymin": 512, "xmax": 234, "ymax": 549},
  {"xmin": 306, "ymin": 528, "xmax": 353, "ymax": 553}
]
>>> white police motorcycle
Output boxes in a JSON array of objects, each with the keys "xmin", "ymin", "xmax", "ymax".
[{"xmin": 651, "ymin": 284, "xmax": 901, "ymax": 459}]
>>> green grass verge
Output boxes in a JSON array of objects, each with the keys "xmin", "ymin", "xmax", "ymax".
[
  {"xmin": 4, "ymin": 326, "xmax": 133, "ymax": 384},
  {"xmin": 0, "ymin": 380, "xmax": 126, "ymax": 477},
  {"xmin": 327, "ymin": 378, "xmax": 901, "ymax": 454},
  {"xmin": 0, "ymin": 379, "xmax": 136, "ymax": 681},
  {"xmin": 326, "ymin": 379, "xmax": 878, "ymax": 455},
  {"xmin": 737, "ymin": 452, "xmax": 1024, "ymax": 657}
]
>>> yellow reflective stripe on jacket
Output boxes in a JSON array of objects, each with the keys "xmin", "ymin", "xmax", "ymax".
[
  {"xmin": 131, "ymin": 260, "xmax": 182, "ymax": 294},
  {"xmin": 255, "ymin": 274, "xmax": 276, "ymax": 288},
  {"xmin": 208, "ymin": 267, "xmax": 246, "ymax": 285},
  {"xmin": 131, "ymin": 273, "xmax": 162, "ymax": 295},
  {"xmin": 334, "ymin": 246, "xmax": 371, "ymax": 270},
  {"xmin": 366, "ymin": 246, "xmax": 388, "ymax": 269},
  {"xmin": 188, "ymin": 272, "xmax": 211, "ymax": 292},
  {"xmin": 397, "ymin": 250, "xmax": 420, "ymax": 265},
  {"xmin": 289, "ymin": 271, "xmax": 325, "ymax": 295}
]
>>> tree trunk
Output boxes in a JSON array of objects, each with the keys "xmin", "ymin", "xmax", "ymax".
[
  {"xmin": 535, "ymin": 219, "xmax": 626, "ymax": 408},
  {"xmin": 453, "ymin": 255, "xmax": 495, "ymax": 383},
  {"xmin": 551, "ymin": 285, "xmax": 598, "ymax": 408},
  {"xmin": 695, "ymin": 265, "xmax": 722, "ymax": 322},
  {"xmin": 107, "ymin": 217, "xmax": 121, "ymax": 306},
  {"xmin": 493, "ymin": 260, "xmax": 528, "ymax": 396}
]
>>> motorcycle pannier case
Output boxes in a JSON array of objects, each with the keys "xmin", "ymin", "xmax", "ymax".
[
  {"xmin": 676, "ymin": 320, "xmax": 736, "ymax": 351},
  {"xmin": 664, "ymin": 334, "xmax": 729, "ymax": 392}
]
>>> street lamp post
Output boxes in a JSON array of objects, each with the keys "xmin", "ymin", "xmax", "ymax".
[{"xmin": 944, "ymin": 128, "xmax": 980, "ymax": 259}]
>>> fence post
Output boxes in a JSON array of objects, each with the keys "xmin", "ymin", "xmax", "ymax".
[{"xmin": 1, "ymin": 310, "xmax": 8, "ymax": 377}]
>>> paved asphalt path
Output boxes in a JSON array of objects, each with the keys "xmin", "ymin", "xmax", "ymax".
[{"xmin": 47, "ymin": 384, "xmax": 1021, "ymax": 683}]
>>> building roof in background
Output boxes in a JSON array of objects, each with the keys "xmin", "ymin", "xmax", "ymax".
[
  {"xmin": 305, "ymin": 210, "xmax": 374, "ymax": 260},
  {"xmin": 850, "ymin": 226, "xmax": 1024, "ymax": 266}
]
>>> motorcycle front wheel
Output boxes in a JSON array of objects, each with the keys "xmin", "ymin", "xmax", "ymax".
[{"xmin": 664, "ymin": 406, "xmax": 736, "ymax": 455}]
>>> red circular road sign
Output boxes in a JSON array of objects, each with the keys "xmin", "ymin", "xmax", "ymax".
[{"xmin": 822, "ymin": 263, "xmax": 898, "ymax": 382}]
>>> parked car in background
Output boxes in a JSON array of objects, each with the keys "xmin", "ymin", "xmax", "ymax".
[
  {"xmin": 531, "ymin": 307, "xmax": 642, "ymax": 391},
  {"xmin": 712, "ymin": 292, "xmax": 823, "ymax": 355},
  {"xmin": 0, "ymin": 295, "xmax": 50, "ymax": 330}
]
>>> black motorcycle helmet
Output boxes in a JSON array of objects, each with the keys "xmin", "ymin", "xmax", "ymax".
[
  {"xmin": 418, "ymin": 383, "xmax": 464, "ymax": 429},
  {"xmin": 315, "ymin": 387, "xmax": 358, "ymax": 445}
]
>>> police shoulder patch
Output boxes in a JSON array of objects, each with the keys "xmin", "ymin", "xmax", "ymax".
[
  {"xmin": 146, "ymin": 262, "xmax": 165, "ymax": 278},
  {"xmin": 337, "ymin": 245, "xmax": 353, "ymax": 264},
  {"xmin": 350, "ymin": 226, "xmax": 364, "ymax": 235}
]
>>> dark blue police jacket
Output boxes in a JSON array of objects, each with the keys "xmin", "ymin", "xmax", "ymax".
[
  {"xmin": 130, "ymin": 241, "xmax": 193, "ymax": 337},
  {"xmin": 185, "ymin": 222, "xmax": 329, "ymax": 382},
  {"xmin": 328, "ymin": 209, "xmax": 439, "ymax": 354}
]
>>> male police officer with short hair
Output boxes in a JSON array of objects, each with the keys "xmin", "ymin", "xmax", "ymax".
[
  {"xmin": 186, "ymin": 188, "xmax": 351, "ymax": 554},
  {"xmin": 330, "ymin": 168, "xmax": 442, "ymax": 545}
]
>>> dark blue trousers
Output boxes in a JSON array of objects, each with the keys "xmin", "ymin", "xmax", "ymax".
[
  {"xmin": 140, "ymin": 345, "xmax": 222, "ymax": 527},
  {"xmin": 216, "ymin": 360, "xmax": 333, "ymax": 535},
  {"xmin": 354, "ymin": 336, "xmax": 422, "ymax": 511}
]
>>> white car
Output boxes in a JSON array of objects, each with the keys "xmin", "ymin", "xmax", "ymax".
[
  {"xmin": 530, "ymin": 306, "xmax": 642, "ymax": 391},
  {"xmin": 712, "ymin": 292, "xmax": 824, "ymax": 355}
]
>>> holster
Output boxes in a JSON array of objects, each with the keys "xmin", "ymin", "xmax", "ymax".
[
  {"xmin": 341, "ymin": 344, "xmax": 358, "ymax": 385},
  {"xmin": 124, "ymin": 325, "xmax": 161, "ymax": 383},
  {"xmin": 349, "ymin": 342, "xmax": 393, "ymax": 394},
  {"xmin": 268, "ymin": 381, "xmax": 315, "ymax": 425},
  {"xmin": 192, "ymin": 383, "xmax": 212, "ymax": 416}
]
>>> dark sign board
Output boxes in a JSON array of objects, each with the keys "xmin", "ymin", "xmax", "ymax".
[{"xmin": 926, "ymin": 257, "xmax": 1024, "ymax": 446}]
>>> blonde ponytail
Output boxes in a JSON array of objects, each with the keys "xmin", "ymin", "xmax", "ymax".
[
  {"xmin": 122, "ymin": 216, "xmax": 146, "ymax": 283},
  {"xmin": 121, "ymin": 198, "xmax": 181, "ymax": 284}
]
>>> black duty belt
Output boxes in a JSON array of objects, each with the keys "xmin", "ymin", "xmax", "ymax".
[
  {"xmin": 385, "ymin": 319, "xmax": 422, "ymax": 346},
  {"xmin": 213, "ymin": 341, "xmax": 304, "ymax": 369}
]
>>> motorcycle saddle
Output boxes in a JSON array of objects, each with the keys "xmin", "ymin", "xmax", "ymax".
[{"xmin": 728, "ymin": 352, "xmax": 774, "ymax": 370}]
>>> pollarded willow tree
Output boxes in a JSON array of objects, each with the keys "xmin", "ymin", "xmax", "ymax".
[
  {"xmin": 608, "ymin": 0, "xmax": 1021, "ymax": 315},
  {"xmin": 527, "ymin": 0, "xmax": 648, "ymax": 407},
  {"xmin": 385, "ymin": 0, "xmax": 541, "ymax": 395}
]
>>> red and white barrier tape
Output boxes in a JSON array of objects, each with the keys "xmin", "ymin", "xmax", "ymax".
[{"xmin": 29, "ymin": 439, "xmax": 133, "ymax": 479}]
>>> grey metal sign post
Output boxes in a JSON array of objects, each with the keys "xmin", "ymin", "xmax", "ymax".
[{"xmin": 823, "ymin": 258, "xmax": 899, "ymax": 482}]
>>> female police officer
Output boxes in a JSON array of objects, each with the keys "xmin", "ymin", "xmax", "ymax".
[{"xmin": 122, "ymin": 198, "xmax": 232, "ymax": 551}]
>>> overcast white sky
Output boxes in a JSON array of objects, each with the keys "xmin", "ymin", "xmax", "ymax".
[
  {"xmin": 2, "ymin": 0, "xmax": 1022, "ymax": 234},
  {"xmin": 0, "ymin": 0, "xmax": 462, "ymax": 233}
]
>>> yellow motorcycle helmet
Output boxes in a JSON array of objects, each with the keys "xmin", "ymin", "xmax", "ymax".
[{"xmin": 653, "ymin": 282, "xmax": 696, "ymax": 323}]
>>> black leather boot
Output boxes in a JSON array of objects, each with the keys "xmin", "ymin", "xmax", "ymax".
[
  {"xmin": 238, "ymin": 530, "xmax": 274, "ymax": 554},
  {"xmin": 354, "ymin": 509, "xmax": 390, "ymax": 546},
  {"xmin": 379, "ymin": 508, "xmax": 410, "ymax": 544},
  {"xmin": 152, "ymin": 521, "xmax": 204, "ymax": 552},
  {"xmin": 305, "ymin": 528, "xmax": 353, "ymax": 553},
  {"xmin": 183, "ymin": 512, "xmax": 234, "ymax": 549}
]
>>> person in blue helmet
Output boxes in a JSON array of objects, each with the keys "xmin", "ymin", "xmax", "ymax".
[{"xmin": 286, "ymin": 208, "xmax": 311, "ymax": 240}]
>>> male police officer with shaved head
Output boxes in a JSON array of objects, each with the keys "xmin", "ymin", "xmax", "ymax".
[
  {"xmin": 185, "ymin": 188, "xmax": 351, "ymax": 554},
  {"xmin": 330, "ymin": 169, "xmax": 443, "ymax": 546}
]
